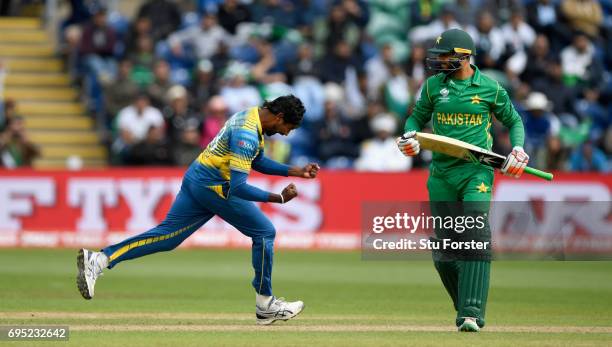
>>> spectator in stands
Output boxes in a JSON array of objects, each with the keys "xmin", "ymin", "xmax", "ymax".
[
  {"xmin": 0, "ymin": 77, "xmax": 12, "ymax": 128},
  {"xmin": 0, "ymin": 116, "xmax": 40, "ymax": 168},
  {"xmin": 263, "ymin": 133, "xmax": 292, "ymax": 164},
  {"xmin": 314, "ymin": 2, "xmax": 361, "ymax": 56},
  {"xmin": 560, "ymin": 33, "xmax": 603, "ymax": 89},
  {"xmin": 340, "ymin": 0, "xmax": 370, "ymax": 30},
  {"xmin": 315, "ymin": 93, "xmax": 359, "ymax": 167},
  {"xmin": 250, "ymin": 39, "xmax": 287, "ymax": 85},
  {"xmin": 136, "ymin": 0, "xmax": 181, "ymax": 43},
  {"xmin": 526, "ymin": 0, "xmax": 558, "ymax": 34},
  {"xmin": 168, "ymin": 13, "xmax": 232, "ymax": 61},
  {"xmin": 409, "ymin": 5, "xmax": 461, "ymax": 45},
  {"xmin": 200, "ymin": 96, "xmax": 229, "ymax": 148},
  {"xmin": 62, "ymin": 24, "xmax": 82, "ymax": 83},
  {"xmin": 342, "ymin": 59, "xmax": 367, "ymax": 119},
  {"xmin": 502, "ymin": 9, "xmax": 537, "ymax": 79},
  {"xmin": 355, "ymin": 113, "xmax": 411, "ymax": 172},
  {"xmin": 339, "ymin": 0, "xmax": 370, "ymax": 28},
  {"xmin": 210, "ymin": 40, "xmax": 231, "ymax": 74},
  {"xmin": 125, "ymin": 17, "xmax": 153, "ymax": 57},
  {"xmin": 173, "ymin": 125, "xmax": 202, "ymax": 166},
  {"xmin": 409, "ymin": 0, "xmax": 446, "ymax": 27},
  {"xmin": 522, "ymin": 92, "xmax": 559, "ymax": 154},
  {"xmin": 281, "ymin": 41, "xmax": 325, "ymax": 162},
  {"xmin": 534, "ymin": 62, "xmax": 577, "ymax": 117},
  {"xmin": 2, "ymin": 98, "xmax": 15, "ymax": 117},
  {"xmin": 469, "ymin": 11, "xmax": 506, "ymax": 70},
  {"xmin": 352, "ymin": 102, "xmax": 384, "ymax": 145},
  {"xmin": 484, "ymin": 0, "xmax": 522, "ymax": 23},
  {"xmin": 129, "ymin": 36, "xmax": 156, "ymax": 87},
  {"xmin": 559, "ymin": 0, "xmax": 604, "ymax": 39},
  {"xmin": 79, "ymin": 7, "xmax": 117, "ymax": 80},
  {"xmin": 218, "ymin": 0, "xmax": 251, "ymax": 34},
  {"xmin": 115, "ymin": 93, "xmax": 165, "ymax": 153},
  {"xmin": 526, "ymin": 0, "xmax": 569, "ymax": 52},
  {"xmin": 364, "ymin": 42, "xmax": 393, "ymax": 101},
  {"xmin": 125, "ymin": 125, "xmax": 172, "ymax": 166},
  {"xmin": 604, "ymin": 128, "xmax": 612, "ymax": 157},
  {"xmin": 319, "ymin": 40, "xmax": 363, "ymax": 85},
  {"xmin": 453, "ymin": 0, "xmax": 478, "ymax": 28},
  {"xmin": 228, "ymin": 31, "xmax": 262, "ymax": 65},
  {"xmin": 147, "ymin": 60, "xmax": 173, "ymax": 109},
  {"xmin": 575, "ymin": 88, "xmax": 608, "ymax": 141},
  {"xmin": 535, "ymin": 135, "xmax": 569, "ymax": 171},
  {"xmin": 286, "ymin": 42, "xmax": 325, "ymax": 122},
  {"xmin": 103, "ymin": 59, "xmax": 139, "ymax": 122},
  {"xmin": 61, "ymin": 0, "xmax": 93, "ymax": 29},
  {"xmin": 219, "ymin": 62, "xmax": 262, "ymax": 115},
  {"xmin": 79, "ymin": 6, "xmax": 117, "ymax": 111},
  {"xmin": 164, "ymin": 85, "xmax": 201, "ymax": 144},
  {"xmin": 570, "ymin": 142, "xmax": 609, "ymax": 172},
  {"xmin": 251, "ymin": 0, "xmax": 298, "ymax": 29},
  {"xmin": 520, "ymin": 35, "xmax": 555, "ymax": 86},
  {"xmin": 293, "ymin": 0, "xmax": 325, "ymax": 37},
  {"xmin": 190, "ymin": 59, "xmax": 218, "ymax": 108},
  {"xmin": 405, "ymin": 44, "xmax": 427, "ymax": 95},
  {"xmin": 383, "ymin": 63, "xmax": 411, "ymax": 119}
]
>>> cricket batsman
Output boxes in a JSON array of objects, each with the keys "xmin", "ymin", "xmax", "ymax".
[
  {"xmin": 77, "ymin": 95, "xmax": 319, "ymax": 325},
  {"xmin": 396, "ymin": 29, "xmax": 529, "ymax": 332}
]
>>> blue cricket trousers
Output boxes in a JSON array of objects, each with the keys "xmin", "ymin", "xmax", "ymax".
[{"xmin": 101, "ymin": 174, "xmax": 276, "ymax": 296}]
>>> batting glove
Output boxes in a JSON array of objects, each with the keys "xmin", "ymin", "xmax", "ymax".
[
  {"xmin": 396, "ymin": 131, "xmax": 420, "ymax": 157},
  {"xmin": 501, "ymin": 146, "xmax": 529, "ymax": 178}
]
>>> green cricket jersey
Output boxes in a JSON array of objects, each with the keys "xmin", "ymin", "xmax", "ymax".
[{"xmin": 404, "ymin": 65, "xmax": 525, "ymax": 172}]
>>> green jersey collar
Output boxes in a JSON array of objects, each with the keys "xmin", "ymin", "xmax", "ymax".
[{"xmin": 442, "ymin": 65, "xmax": 481, "ymax": 86}]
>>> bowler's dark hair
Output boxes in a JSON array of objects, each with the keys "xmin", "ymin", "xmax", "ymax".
[{"xmin": 263, "ymin": 95, "xmax": 305, "ymax": 126}]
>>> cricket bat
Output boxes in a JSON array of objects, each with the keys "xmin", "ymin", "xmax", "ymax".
[{"xmin": 416, "ymin": 132, "xmax": 554, "ymax": 181}]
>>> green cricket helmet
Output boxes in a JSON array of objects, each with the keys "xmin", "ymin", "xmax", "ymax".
[{"xmin": 426, "ymin": 29, "xmax": 475, "ymax": 74}]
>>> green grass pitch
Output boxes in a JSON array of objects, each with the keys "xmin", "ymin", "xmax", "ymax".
[{"xmin": 1, "ymin": 248, "xmax": 611, "ymax": 346}]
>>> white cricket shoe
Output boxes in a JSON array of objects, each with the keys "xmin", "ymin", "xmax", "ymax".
[
  {"xmin": 76, "ymin": 249, "xmax": 106, "ymax": 299},
  {"xmin": 256, "ymin": 296, "xmax": 304, "ymax": 325},
  {"xmin": 458, "ymin": 317, "xmax": 480, "ymax": 332}
]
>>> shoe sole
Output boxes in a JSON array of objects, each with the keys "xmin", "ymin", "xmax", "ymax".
[
  {"xmin": 458, "ymin": 324, "xmax": 480, "ymax": 332},
  {"xmin": 459, "ymin": 328, "xmax": 480, "ymax": 332},
  {"xmin": 76, "ymin": 249, "xmax": 92, "ymax": 300},
  {"xmin": 256, "ymin": 303, "xmax": 305, "ymax": 326}
]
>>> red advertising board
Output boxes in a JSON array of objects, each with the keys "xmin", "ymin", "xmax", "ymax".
[{"xmin": 0, "ymin": 168, "xmax": 610, "ymax": 251}]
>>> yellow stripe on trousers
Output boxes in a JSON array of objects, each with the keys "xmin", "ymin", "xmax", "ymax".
[
  {"xmin": 258, "ymin": 237, "xmax": 265, "ymax": 294},
  {"xmin": 109, "ymin": 219, "xmax": 205, "ymax": 262}
]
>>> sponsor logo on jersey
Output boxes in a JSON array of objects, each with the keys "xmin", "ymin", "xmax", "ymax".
[
  {"xmin": 237, "ymin": 140, "xmax": 255, "ymax": 151},
  {"xmin": 439, "ymin": 88, "xmax": 450, "ymax": 103}
]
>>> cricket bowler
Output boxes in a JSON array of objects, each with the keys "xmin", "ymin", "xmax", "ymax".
[
  {"xmin": 77, "ymin": 95, "xmax": 319, "ymax": 325},
  {"xmin": 396, "ymin": 29, "xmax": 529, "ymax": 332}
]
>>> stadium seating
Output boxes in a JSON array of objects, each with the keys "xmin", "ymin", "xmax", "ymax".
[{"xmin": 0, "ymin": 17, "xmax": 107, "ymax": 168}]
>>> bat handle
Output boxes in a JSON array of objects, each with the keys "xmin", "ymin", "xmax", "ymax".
[{"xmin": 524, "ymin": 166, "xmax": 554, "ymax": 181}]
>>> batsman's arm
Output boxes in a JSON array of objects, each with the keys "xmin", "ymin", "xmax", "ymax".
[
  {"xmin": 404, "ymin": 79, "xmax": 435, "ymax": 132},
  {"xmin": 491, "ymin": 82, "xmax": 525, "ymax": 148}
]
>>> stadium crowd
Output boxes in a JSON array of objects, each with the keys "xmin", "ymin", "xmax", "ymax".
[{"xmin": 31, "ymin": 0, "xmax": 612, "ymax": 171}]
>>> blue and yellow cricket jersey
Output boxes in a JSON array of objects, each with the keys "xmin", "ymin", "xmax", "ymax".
[{"xmin": 187, "ymin": 107, "xmax": 265, "ymax": 196}]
